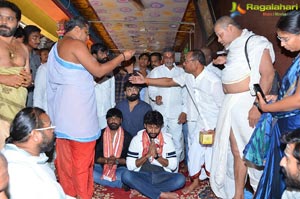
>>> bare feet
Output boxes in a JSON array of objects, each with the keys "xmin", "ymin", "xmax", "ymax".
[
  {"xmin": 160, "ymin": 192, "xmax": 179, "ymax": 199},
  {"xmin": 129, "ymin": 189, "xmax": 140, "ymax": 198},
  {"xmin": 182, "ymin": 178, "xmax": 199, "ymax": 194},
  {"xmin": 179, "ymin": 162, "xmax": 188, "ymax": 173}
]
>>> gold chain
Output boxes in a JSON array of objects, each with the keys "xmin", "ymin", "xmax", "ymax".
[{"xmin": 8, "ymin": 43, "xmax": 16, "ymax": 60}]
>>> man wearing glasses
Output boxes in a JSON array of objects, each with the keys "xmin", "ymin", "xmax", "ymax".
[
  {"xmin": 2, "ymin": 107, "xmax": 74, "ymax": 199},
  {"xmin": 147, "ymin": 47, "xmax": 187, "ymax": 166},
  {"xmin": 211, "ymin": 16, "xmax": 275, "ymax": 199},
  {"xmin": 130, "ymin": 50, "xmax": 224, "ymax": 194}
]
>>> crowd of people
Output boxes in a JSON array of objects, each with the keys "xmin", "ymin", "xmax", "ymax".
[{"xmin": 0, "ymin": 0, "xmax": 300, "ymax": 199}]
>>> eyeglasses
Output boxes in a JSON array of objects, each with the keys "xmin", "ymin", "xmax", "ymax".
[
  {"xmin": 35, "ymin": 126, "xmax": 56, "ymax": 131},
  {"xmin": 277, "ymin": 35, "xmax": 290, "ymax": 43},
  {"xmin": 184, "ymin": 59, "xmax": 195, "ymax": 64}
]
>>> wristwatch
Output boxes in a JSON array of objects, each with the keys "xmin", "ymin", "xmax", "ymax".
[
  {"xmin": 115, "ymin": 159, "xmax": 119, "ymax": 165},
  {"xmin": 253, "ymin": 101, "xmax": 259, "ymax": 108},
  {"xmin": 253, "ymin": 101, "xmax": 263, "ymax": 113},
  {"xmin": 154, "ymin": 154, "xmax": 160, "ymax": 159}
]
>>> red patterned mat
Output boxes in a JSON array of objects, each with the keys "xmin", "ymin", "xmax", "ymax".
[{"xmin": 92, "ymin": 178, "xmax": 218, "ymax": 199}]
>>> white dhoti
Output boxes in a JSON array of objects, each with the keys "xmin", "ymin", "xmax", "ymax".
[
  {"xmin": 187, "ymin": 121, "xmax": 212, "ymax": 180},
  {"xmin": 162, "ymin": 118, "xmax": 184, "ymax": 164},
  {"xmin": 210, "ymin": 91, "xmax": 262, "ymax": 199}
]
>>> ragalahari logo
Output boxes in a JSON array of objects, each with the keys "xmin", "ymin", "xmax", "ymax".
[{"xmin": 230, "ymin": 2, "xmax": 246, "ymax": 18}]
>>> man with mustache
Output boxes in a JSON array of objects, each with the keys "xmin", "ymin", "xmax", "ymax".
[
  {"xmin": 91, "ymin": 43, "xmax": 115, "ymax": 130},
  {"xmin": 115, "ymin": 80, "xmax": 152, "ymax": 136},
  {"xmin": 93, "ymin": 108, "xmax": 132, "ymax": 188},
  {"xmin": 2, "ymin": 107, "xmax": 74, "ymax": 199},
  {"xmin": 147, "ymin": 47, "xmax": 187, "ymax": 165},
  {"xmin": 280, "ymin": 129, "xmax": 300, "ymax": 199},
  {"xmin": 0, "ymin": 1, "xmax": 32, "ymax": 149},
  {"xmin": 122, "ymin": 110, "xmax": 185, "ymax": 199}
]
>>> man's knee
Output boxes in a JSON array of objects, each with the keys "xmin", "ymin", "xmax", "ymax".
[
  {"xmin": 121, "ymin": 170, "xmax": 133, "ymax": 184},
  {"xmin": 229, "ymin": 134, "xmax": 241, "ymax": 158},
  {"xmin": 174, "ymin": 174, "xmax": 186, "ymax": 188}
]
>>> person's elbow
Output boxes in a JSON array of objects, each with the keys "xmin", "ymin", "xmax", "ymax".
[
  {"xmin": 126, "ymin": 158, "xmax": 137, "ymax": 171},
  {"xmin": 167, "ymin": 158, "xmax": 178, "ymax": 171}
]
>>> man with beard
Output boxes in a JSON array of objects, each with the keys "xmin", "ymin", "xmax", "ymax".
[
  {"xmin": 115, "ymin": 81, "xmax": 152, "ymax": 136},
  {"xmin": 150, "ymin": 52, "xmax": 162, "ymax": 69},
  {"xmin": 129, "ymin": 50, "xmax": 224, "ymax": 194},
  {"xmin": 147, "ymin": 47, "xmax": 187, "ymax": 165},
  {"xmin": 280, "ymin": 129, "xmax": 300, "ymax": 199},
  {"xmin": 91, "ymin": 43, "xmax": 115, "ymax": 130},
  {"xmin": 93, "ymin": 108, "xmax": 132, "ymax": 188},
  {"xmin": 1, "ymin": 107, "xmax": 74, "ymax": 199},
  {"xmin": 122, "ymin": 110, "xmax": 185, "ymax": 199},
  {"xmin": 0, "ymin": 1, "xmax": 32, "ymax": 149}
]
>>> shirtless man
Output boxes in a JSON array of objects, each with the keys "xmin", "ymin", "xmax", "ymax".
[
  {"xmin": 0, "ymin": 1, "xmax": 31, "ymax": 149},
  {"xmin": 210, "ymin": 16, "xmax": 275, "ymax": 199},
  {"xmin": 47, "ymin": 16, "xmax": 135, "ymax": 199}
]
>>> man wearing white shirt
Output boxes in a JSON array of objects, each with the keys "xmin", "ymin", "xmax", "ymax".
[
  {"xmin": 33, "ymin": 48, "xmax": 50, "ymax": 112},
  {"xmin": 2, "ymin": 107, "xmax": 75, "ymax": 199},
  {"xmin": 130, "ymin": 50, "xmax": 224, "ymax": 193},
  {"xmin": 91, "ymin": 43, "xmax": 115, "ymax": 130},
  {"xmin": 147, "ymin": 48, "xmax": 187, "ymax": 164}
]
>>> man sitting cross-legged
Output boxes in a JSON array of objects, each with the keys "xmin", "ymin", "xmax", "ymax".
[
  {"xmin": 93, "ymin": 108, "xmax": 132, "ymax": 188},
  {"xmin": 122, "ymin": 110, "xmax": 185, "ymax": 199}
]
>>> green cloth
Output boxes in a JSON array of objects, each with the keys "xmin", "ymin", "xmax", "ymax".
[{"xmin": 0, "ymin": 67, "xmax": 27, "ymax": 122}]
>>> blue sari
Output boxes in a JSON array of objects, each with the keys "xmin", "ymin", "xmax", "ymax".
[{"xmin": 243, "ymin": 55, "xmax": 300, "ymax": 199}]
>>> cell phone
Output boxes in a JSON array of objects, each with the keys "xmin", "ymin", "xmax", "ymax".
[{"xmin": 253, "ymin": 84, "xmax": 267, "ymax": 102}]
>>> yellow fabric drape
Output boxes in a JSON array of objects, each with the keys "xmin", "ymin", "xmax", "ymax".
[{"xmin": 0, "ymin": 67, "xmax": 27, "ymax": 122}]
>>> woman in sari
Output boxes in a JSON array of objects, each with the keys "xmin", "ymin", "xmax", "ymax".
[{"xmin": 244, "ymin": 10, "xmax": 300, "ymax": 199}]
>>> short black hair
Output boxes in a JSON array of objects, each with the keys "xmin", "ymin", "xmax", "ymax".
[
  {"xmin": 23, "ymin": 25, "xmax": 41, "ymax": 44},
  {"xmin": 144, "ymin": 111, "xmax": 164, "ymax": 127},
  {"xmin": 106, "ymin": 108, "xmax": 123, "ymax": 120},
  {"xmin": 281, "ymin": 128, "xmax": 300, "ymax": 164},
  {"xmin": 139, "ymin": 53, "xmax": 150, "ymax": 60},
  {"xmin": 14, "ymin": 26, "xmax": 25, "ymax": 38},
  {"xmin": 189, "ymin": 50, "xmax": 206, "ymax": 66},
  {"xmin": 39, "ymin": 48, "xmax": 49, "ymax": 53},
  {"xmin": 64, "ymin": 16, "xmax": 89, "ymax": 33},
  {"xmin": 0, "ymin": 1, "xmax": 21, "ymax": 21},
  {"xmin": 91, "ymin": 43, "xmax": 108, "ymax": 55},
  {"xmin": 150, "ymin": 52, "xmax": 162, "ymax": 61},
  {"xmin": 123, "ymin": 80, "xmax": 140, "ymax": 91}
]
